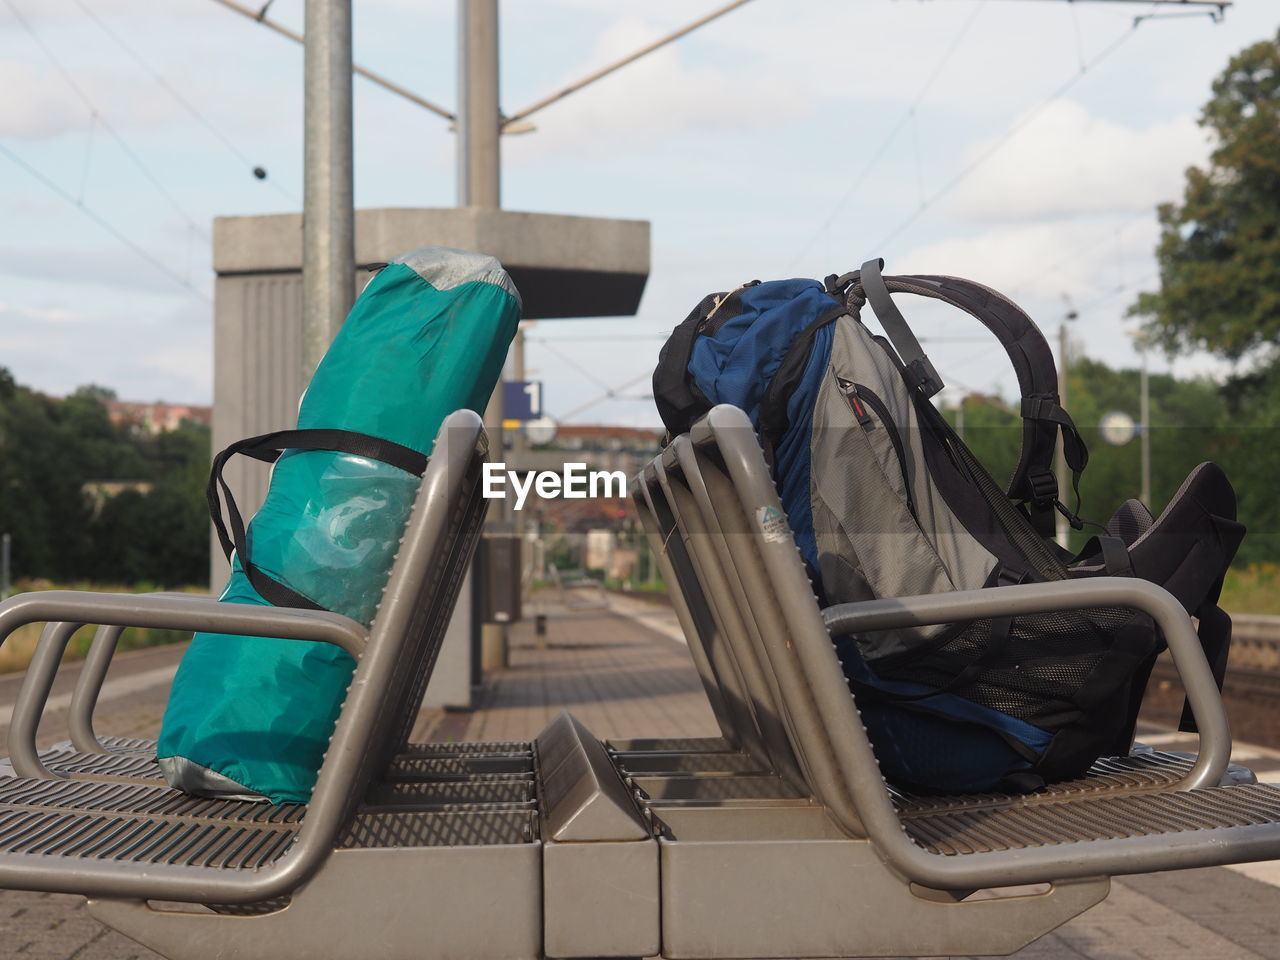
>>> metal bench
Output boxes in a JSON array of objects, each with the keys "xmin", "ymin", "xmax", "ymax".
[
  {"xmin": 0, "ymin": 410, "xmax": 553, "ymax": 960},
  {"xmin": 615, "ymin": 403, "xmax": 1280, "ymax": 957},
  {"xmin": 5, "ymin": 402, "xmax": 1280, "ymax": 960}
]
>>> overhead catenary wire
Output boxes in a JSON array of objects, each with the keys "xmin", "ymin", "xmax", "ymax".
[
  {"xmin": 786, "ymin": 0, "xmax": 988, "ymax": 272},
  {"xmin": 557, "ymin": 371, "xmax": 654, "ymax": 422},
  {"xmin": 502, "ymin": 0, "xmax": 757, "ymax": 127},
  {"xmin": 0, "ymin": 138, "xmax": 211, "ymax": 303},
  {"xmin": 2, "ymin": 0, "xmax": 211, "ymax": 242},
  {"xmin": 864, "ymin": 15, "xmax": 1147, "ymax": 259},
  {"xmin": 207, "ymin": 0, "xmax": 456, "ymax": 122},
  {"xmin": 535, "ymin": 340, "xmax": 623, "ymax": 397},
  {"xmin": 69, "ymin": 0, "xmax": 299, "ymax": 203},
  {"xmin": 1004, "ymin": 212, "xmax": 1148, "ymax": 300}
]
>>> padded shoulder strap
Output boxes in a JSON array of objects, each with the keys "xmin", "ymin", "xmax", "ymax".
[
  {"xmin": 839, "ymin": 265, "xmax": 1087, "ymax": 536},
  {"xmin": 859, "ymin": 259, "xmax": 944, "ymax": 399},
  {"xmin": 653, "ymin": 292, "xmax": 723, "ymax": 438},
  {"xmin": 208, "ymin": 429, "xmax": 428, "ymax": 611}
]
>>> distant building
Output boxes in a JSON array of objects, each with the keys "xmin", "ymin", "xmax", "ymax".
[
  {"xmin": 524, "ymin": 424, "xmax": 661, "ymax": 535},
  {"xmin": 107, "ymin": 400, "xmax": 212, "ymax": 434},
  {"xmin": 543, "ymin": 425, "xmax": 662, "ymax": 480},
  {"xmin": 518, "ymin": 424, "xmax": 662, "ymax": 580},
  {"xmin": 82, "ymin": 480, "xmax": 154, "ymax": 516}
]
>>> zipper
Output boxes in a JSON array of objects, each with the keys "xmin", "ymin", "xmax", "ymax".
[{"xmin": 840, "ymin": 379, "xmax": 916, "ymax": 520}]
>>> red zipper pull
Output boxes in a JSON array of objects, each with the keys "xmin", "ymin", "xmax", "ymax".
[{"xmin": 846, "ymin": 385, "xmax": 875, "ymax": 428}]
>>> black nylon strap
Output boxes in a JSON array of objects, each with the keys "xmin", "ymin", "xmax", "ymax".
[
  {"xmin": 757, "ymin": 301, "xmax": 848, "ymax": 445},
  {"xmin": 1179, "ymin": 603, "xmax": 1232, "ymax": 733},
  {"xmin": 1097, "ymin": 535, "xmax": 1135, "ymax": 578},
  {"xmin": 842, "ymin": 267, "xmax": 1077, "ymax": 520},
  {"xmin": 653, "ymin": 292, "xmax": 723, "ymax": 438},
  {"xmin": 859, "ymin": 259, "xmax": 943, "ymax": 398},
  {"xmin": 207, "ymin": 428, "xmax": 429, "ymax": 611}
]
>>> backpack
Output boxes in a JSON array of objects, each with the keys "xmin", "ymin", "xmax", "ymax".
[
  {"xmin": 158, "ymin": 247, "xmax": 521, "ymax": 803},
  {"xmin": 653, "ymin": 259, "xmax": 1245, "ymax": 794}
]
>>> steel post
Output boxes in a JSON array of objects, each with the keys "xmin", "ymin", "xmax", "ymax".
[
  {"xmin": 459, "ymin": 0, "xmax": 508, "ymax": 670},
  {"xmin": 302, "ymin": 0, "xmax": 355, "ymax": 379}
]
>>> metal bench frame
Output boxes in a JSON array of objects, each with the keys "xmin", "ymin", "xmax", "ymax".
[
  {"xmin": 0, "ymin": 414, "xmax": 546, "ymax": 936},
  {"xmin": 612, "ymin": 404, "xmax": 1280, "ymax": 957},
  {"xmin": 1, "ymin": 402, "xmax": 1278, "ymax": 960}
]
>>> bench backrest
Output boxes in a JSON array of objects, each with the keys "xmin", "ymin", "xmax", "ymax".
[
  {"xmin": 638, "ymin": 446, "xmax": 808, "ymax": 790},
  {"xmin": 315, "ymin": 409, "xmax": 490, "ymax": 816},
  {"xmin": 646, "ymin": 417, "xmax": 866, "ymax": 834}
]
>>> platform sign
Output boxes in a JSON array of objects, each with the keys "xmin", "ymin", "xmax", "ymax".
[{"xmin": 502, "ymin": 380, "xmax": 543, "ymax": 422}]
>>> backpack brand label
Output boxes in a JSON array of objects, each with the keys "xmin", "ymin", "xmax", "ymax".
[{"xmin": 757, "ymin": 505, "xmax": 790, "ymax": 543}]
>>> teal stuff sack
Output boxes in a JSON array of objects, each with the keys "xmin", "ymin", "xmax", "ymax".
[{"xmin": 157, "ymin": 247, "xmax": 521, "ymax": 803}]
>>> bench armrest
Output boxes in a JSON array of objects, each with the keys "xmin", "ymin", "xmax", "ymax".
[
  {"xmin": 0, "ymin": 590, "xmax": 367, "ymax": 779},
  {"xmin": 821, "ymin": 578, "xmax": 1230, "ymax": 794}
]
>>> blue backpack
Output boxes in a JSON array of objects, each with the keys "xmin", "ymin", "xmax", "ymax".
[{"xmin": 653, "ymin": 260, "xmax": 1244, "ymax": 794}]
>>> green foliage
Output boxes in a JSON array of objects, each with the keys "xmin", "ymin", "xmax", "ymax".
[
  {"xmin": 0, "ymin": 370, "xmax": 210, "ymax": 587},
  {"xmin": 1213, "ymin": 357, "xmax": 1280, "ymax": 566},
  {"xmin": 1130, "ymin": 30, "xmax": 1280, "ymax": 360},
  {"xmin": 1218, "ymin": 563, "xmax": 1280, "ymax": 615},
  {"xmin": 950, "ymin": 353, "xmax": 1263, "ymax": 560}
]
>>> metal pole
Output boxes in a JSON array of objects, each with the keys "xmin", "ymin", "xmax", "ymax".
[
  {"xmin": 460, "ymin": 0, "xmax": 508, "ymax": 670},
  {"xmin": 1140, "ymin": 354, "xmax": 1151, "ymax": 505},
  {"xmin": 302, "ymin": 0, "xmax": 354, "ymax": 379},
  {"xmin": 457, "ymin": 0, "xmax": 500, "ymax": 208}
]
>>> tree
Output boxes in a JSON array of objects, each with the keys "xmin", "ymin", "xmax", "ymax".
[
  {"xmin": 1130, "ymin": 30, "xmax": 1280, "ymax": 360},
  {"xmin": 0, "ymin": 368, "xmax": 210, "ymax": 586}
]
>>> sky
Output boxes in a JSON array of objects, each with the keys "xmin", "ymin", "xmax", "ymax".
[{"xmin": 0, "ymin": 0, "xmax": 1276, "ymax": 428}]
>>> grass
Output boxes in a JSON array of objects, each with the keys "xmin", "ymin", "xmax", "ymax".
[
  {"xmin": 1220, "ymin": 563, "xmax": 1280, "ymax": 616},
  {"xmin": 0, "ymin": 580, "xmax": 204, "ymax": 675}
]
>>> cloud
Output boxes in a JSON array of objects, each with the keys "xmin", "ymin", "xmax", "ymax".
[
  {"xmin": 502, "ymin": 16, "xmax": 809, "ymax": 162},
  {"xmin": 0, "ymin": 299, "xmax": 210, "ymax": 402},
  {"xmin": 896, "ymin": 217, "xmax": 1160, "ymax": 303},
  {"xmin": 0, "ymin": 56, "xmax": 205, "ymax": 140},
  {"xmin": 0, "ymin": 0, "xmax": 225, "ymax": 31},
  {"xmin": 0, "ymin": 243, "xmax": 208, "ymax": 296},
  {"xmin": 941, "ymin": 99, "xmax": 1210, "ymax": 223},
  {"xmin": 0, "ymin": 60, "xmax": 88, "ymax": 138}
]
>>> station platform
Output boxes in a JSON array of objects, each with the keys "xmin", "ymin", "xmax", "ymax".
[{"xmin": 2, "ymin": 595, "xmax": 1279, "ymax": 959}]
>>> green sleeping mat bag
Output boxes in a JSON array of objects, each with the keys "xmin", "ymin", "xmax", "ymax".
[{"xmin": 157, "ymin": 246, "xmax": 521, "ymax": 803}]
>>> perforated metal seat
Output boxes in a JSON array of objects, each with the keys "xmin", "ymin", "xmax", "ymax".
[{"xmin": 901, "ymin": 781, "xmax": 1280, "ymax": 855}]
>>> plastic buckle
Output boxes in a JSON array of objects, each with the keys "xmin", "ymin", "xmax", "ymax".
[
  {"xmin": 1026, "ymin": 469, "xmax": 1058, "ymax": 506},
  {"xmin": 905, "ymin": 357, "xmax": 944, "ymax": 399}
]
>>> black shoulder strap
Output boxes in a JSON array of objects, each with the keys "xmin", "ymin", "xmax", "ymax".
[
  {"xmin": 653, "ymin": 293, "xmax": 722, "ymax": 438},
  {"xmin": 1179, "ymin": 601, "xmax": 1232, "ymax": 734},
  {"xmin": 859, "ymin": 259, "xmax": 944, "ymax": 399},
  {"xmin": 208, "ymin": 428, "xmax": 428, "ymax": 611},
  {"xmin": 838, "ymin": 264, "xmax": 1088, "ymax": 538}
]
